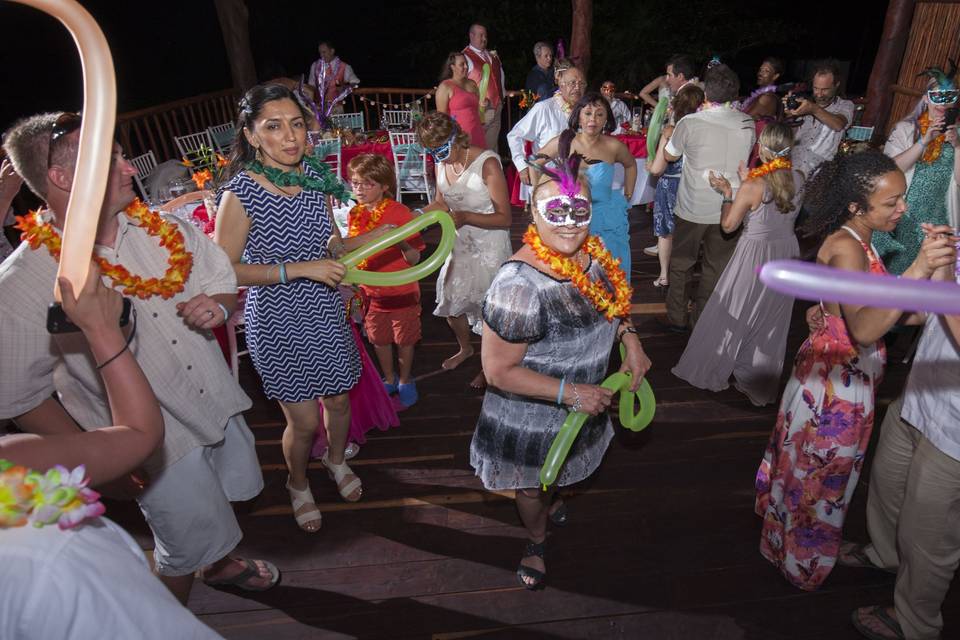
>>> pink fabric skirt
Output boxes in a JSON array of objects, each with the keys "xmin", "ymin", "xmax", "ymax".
[{"xmin": 311, "ymin": 321, "xmax": 400, "ymax": 457}]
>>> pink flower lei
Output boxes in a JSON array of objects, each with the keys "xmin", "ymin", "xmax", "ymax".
[{"xmin": 0, "ymin": 459, "xmax": 105, "ymax": 530}]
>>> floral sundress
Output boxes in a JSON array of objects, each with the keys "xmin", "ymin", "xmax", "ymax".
[{"xmin": 754, "ymin": 226, "xmax": 887, "ymax": 590}]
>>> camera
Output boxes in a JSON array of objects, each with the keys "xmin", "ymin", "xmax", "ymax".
[{"xmin": 785, "ymin": 92, "xmax": 813, "ymax": 111}]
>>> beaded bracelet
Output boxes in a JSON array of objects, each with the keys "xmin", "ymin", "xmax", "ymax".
[{"xmin": 556, "ymin": 376, "xmax": 566, "ymax": 405}]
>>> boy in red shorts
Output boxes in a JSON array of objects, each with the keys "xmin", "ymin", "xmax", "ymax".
[{"xmin": 346, "ymin": 154, "xmax": 425, "ymax": 406}]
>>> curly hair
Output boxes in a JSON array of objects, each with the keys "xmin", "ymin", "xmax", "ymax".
[
  {"xmin": 800, "ymin": 150, "xmax": 899, "ymax": 238},
  {"xmin": 415, "ymin": 111, "xmax": 470, "ymax": 150}
]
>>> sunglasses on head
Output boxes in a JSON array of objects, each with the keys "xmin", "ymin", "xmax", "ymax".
[
  {"xmin": 536, "ymin": 195, "xmax": 592, "ymax": 227},
  {"xmin": 48, "ymin": 112, "xmax": 82, "ymax": 166},
  {"xmin": 928, "ymin": 89, "xmax": 960, "ymax": 105},
  {"xmin": 424, "ymin": 133, "xmax": 455, "ymax": 163}
]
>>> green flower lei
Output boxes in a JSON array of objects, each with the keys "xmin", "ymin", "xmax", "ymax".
[{"xmin": 247, "ymin": 154, "xmax": 352, "ymax": 202}]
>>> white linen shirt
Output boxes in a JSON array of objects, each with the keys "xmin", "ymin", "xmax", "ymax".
[
  {"xmin": 609, "ymin": 97, "xmax": 631, "ymax": 134},
  {"xmin": 0, "ymin": 209, "xmax": 251, "ymax": 475},
  {"xmin": 0, "ymin": 517, "xmax": 223, "ymax": 639},
  {"xmin": 665, "ymin": 106, "xmax": 755, "ymax": 224},
  {"xmin": 507, "ymin": 96, "xmax": 572, "ymax": 201},
  {"xmin": 902, "ymin": 314, "xmax": 960, "ymax": 462}
]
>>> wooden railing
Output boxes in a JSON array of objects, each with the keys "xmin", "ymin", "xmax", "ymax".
[
  {"xmin": 117, "ymin": 88, "xmax": 241, "ymax": 162},
  {"xmin": 117, "ymin": 87, "xmax": 657, "ymax": 163}
]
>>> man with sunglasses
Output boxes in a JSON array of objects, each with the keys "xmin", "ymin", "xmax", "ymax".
[
  {"xmin": 0, "ymin": 112, "xmax": 275, "ymax": 605},
  {"xmin": 783, "ymin": 59, "xmax": 855, "ymax": 177},
  {"xmin": 507, "ymin": 63, "xmax": 586, "ymax": 203}
]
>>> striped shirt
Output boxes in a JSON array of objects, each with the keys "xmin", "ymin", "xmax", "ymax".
[{"xmin": 0, "ymin": 209, "xmax": 251, "ymax": 475}]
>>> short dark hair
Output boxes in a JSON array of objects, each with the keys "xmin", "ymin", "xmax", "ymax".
[
  {"xmin": 704, "ymin": 63, "xmax": 739, "ymax": 103},
  {"xmin": 666, "ymin": 54, "xmax": 696, "ymax": 80},
  {"xmin": 567, "ymin": 92, "xmax": 615, "ymax": 134},
  {"xmin": 762, "ymin": 56, "xmax": 785, "ymax": 78},
  {"xmin": 811, "ymin": 59, "xmax": 842, "ymax": 83}
]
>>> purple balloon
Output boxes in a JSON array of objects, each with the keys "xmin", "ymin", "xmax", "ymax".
[{"xmin": 759, "ymin": 259, "xmax": 960, "ymax": 315}]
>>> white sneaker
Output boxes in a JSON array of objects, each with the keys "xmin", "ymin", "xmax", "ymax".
[{"xmin": 643, "ymin": 245, "xmax": 658, "ymax": 257}]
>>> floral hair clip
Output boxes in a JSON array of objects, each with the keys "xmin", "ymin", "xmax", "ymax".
[{"xmin": 761, "ymin": 144, "xmax": 792, "ymax": 158}]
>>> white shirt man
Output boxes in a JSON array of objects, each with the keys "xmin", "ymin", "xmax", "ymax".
[
  {"xmin": 784, "ymin": 65, "xmax": 854, "ymax": 176},
  {"xmin": 507, "ymin": 67, "xmax": 586, "ymax": 201},
  {"xmin": 600, "ymin": 81, "xmax": 631, "ymax": 134}
]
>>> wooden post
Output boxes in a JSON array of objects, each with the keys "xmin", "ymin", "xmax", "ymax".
[
  {"xmin": 570, "ymin": 0, "xmax": 593, "ymax": 78},
  {"xmin": 213, "ymin": 0, "xmax": 258, "ymax": 91},
  {"xmin": 862, "ymin": 0, "xmax": 916, "ymax": 131}
]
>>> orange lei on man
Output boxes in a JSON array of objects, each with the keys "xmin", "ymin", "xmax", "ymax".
[
  {"xmin": 522, "ymin": 225, "xmax": 632, "ymax": 321},
  {"xmin": 748, "ymin": 157, "xmax": 792, "ymax": 179},
  {"xmin": 918, "ymin": 110, "xmax": 946, "ymax": 164},
  {"xmin": 347, "ymin": 198, "xmax": 390, "ymax": 270},
  {"xmin": 15, "ymin": 199, "xmax": 193, "ymax": 299}
]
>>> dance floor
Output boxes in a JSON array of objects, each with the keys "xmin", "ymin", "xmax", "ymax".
[{"xmin": 109, "ymin": 205, "xmax": 959, "ymax": 639}]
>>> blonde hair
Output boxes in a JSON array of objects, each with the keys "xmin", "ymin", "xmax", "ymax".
[
  {"xmin": 415, "ymin": 111, "xmax": 470, "ymax": 150},
  {"xmin": 758, "ymin": 122, "xmax": 797, "ymax": 214}
]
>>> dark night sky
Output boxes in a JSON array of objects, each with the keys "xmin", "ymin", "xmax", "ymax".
[{"xmin": 1, "ymin": 0, "xmax": 888, "ymax": 135}]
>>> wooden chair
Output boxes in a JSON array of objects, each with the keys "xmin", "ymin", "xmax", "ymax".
[
  {"xmin": 207, "ymin": 122, "xmax": 236, "ymax": 155},
  {"xmin": 389, "ymin": 132, "xmax": 431, "ymax": 203},
  {"xmin": 174, "ymin": 131, "xmax": 217, "ymax": 171},
  {"xmin": 330, "ymin": 112, "xmax": 364, "ymax": 131},
  {"xmin": 130, "ymin": 151, "xmax": 158, "ymax": 200}
]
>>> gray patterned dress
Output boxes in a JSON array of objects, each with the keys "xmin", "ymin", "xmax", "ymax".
[{"xmin": 470, "ymin": 260, "xmax": 618, "ymax": 490}]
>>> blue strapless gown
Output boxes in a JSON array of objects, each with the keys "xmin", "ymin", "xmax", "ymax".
[{"xmin": 586, "ymin": 162, "xmax": 631, "ymax": 276}]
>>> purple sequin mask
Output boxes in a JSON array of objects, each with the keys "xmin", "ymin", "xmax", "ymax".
[{"xmin": 536, "ymin": 195, "xmax": 592, "ymax": 227}]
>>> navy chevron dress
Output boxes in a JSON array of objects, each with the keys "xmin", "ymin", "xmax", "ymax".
[{"xmin": 221, "ymin": 163, "xmax": 360, "ymax": 402}]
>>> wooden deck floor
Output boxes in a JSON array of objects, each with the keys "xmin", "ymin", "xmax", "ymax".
[{"xmin": 112, "ymin": 207, "xmax": 959, "ymax": 639}]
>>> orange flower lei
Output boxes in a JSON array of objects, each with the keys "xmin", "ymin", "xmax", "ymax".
[
  {"xmin": 15, "ymin": 199, "xmax": 193, "ymax": 299},
  {"xmin": 523, "ymin": 225, "xmax": 632, "ymax": 321},
  {"xmin": 918, "ymin": 110, "xmax": 946, "ymax": 164},
  {"xmin": 748, "ymin": 157, "xmax": 792, "ymax": 179},
  {"xmin": 347, "ymin": 198, "xmax": 390, "ymax": 270}
]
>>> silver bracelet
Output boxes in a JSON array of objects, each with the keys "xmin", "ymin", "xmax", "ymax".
[{"xmin": 568, "ymin": 383, "xmax": 583, "ymax": 413}]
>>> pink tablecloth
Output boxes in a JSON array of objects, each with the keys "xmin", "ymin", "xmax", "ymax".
[{"xmin": 340, "ymin": 141, "xmax": 393, "ymax": 179}]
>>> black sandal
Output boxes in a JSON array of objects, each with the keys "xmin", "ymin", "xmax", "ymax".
[
  {"xmin": 548, "ymin": 499, "xmax": 568, "ymax": 527},
  {"xmin": 516, "ymin": 540, "xmax": 546, "ymax": 590}
]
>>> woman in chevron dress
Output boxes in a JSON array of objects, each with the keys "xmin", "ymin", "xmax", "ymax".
[{"xmin": 216, "ymin": 83, "xmax": 362, "ymax": 533}]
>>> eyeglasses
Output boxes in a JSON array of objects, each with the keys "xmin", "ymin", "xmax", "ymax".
[
  {"xmin": 350, "ymin": 179, "xmax": 380, "ymax": 190},
  {"xmin": 48, "ymin": 112, "xmax": 82, "ymax": 166},
  {"xmin": 536, "ymin": 196, "xmax": 592, "ymax": 227},
  {"xmin": 561, "ymin": 80, "xmax": 586, "ymax": 89},
  {"xmin": 928, "ymin": 89, "xmax": 960, "ymax": 105}
]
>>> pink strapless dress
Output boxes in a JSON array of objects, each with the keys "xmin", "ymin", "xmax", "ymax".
[
  {"xmin": 445, "ymin": 81, "xmax": 485, "ymax": 147},
  {"xmin": 311, "ymin": 320, "xmax": 400, "ymax": 458}
]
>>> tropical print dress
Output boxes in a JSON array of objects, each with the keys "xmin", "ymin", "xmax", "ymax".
[{"xmin": 754, "ymin": 226, "xmax": 887, "ymax": 590}]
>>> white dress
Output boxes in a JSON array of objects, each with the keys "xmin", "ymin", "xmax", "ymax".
[{"xmin": 434, "ymin": 149, "xmax": 513, "ymax": 333}]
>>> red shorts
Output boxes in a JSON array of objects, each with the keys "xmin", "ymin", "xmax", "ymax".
[{"xmin": 364, "ymin": 304, "xmax": 421, "ymax": 346}]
